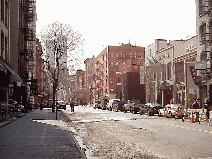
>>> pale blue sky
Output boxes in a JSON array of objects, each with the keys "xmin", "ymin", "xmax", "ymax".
[{"xmin": 36, "ymin": 0, "xmax": 196, "ymax": 69}]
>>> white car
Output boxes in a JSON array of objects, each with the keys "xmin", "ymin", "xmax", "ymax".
[{"xmin": 158, "ymin": 104, "xmax": 185, "ymax": 118}]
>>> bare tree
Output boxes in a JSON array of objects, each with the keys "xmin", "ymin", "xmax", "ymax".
[{"xmin": 38, "ymin": 21, "xmax": 85, "ymax": 112}]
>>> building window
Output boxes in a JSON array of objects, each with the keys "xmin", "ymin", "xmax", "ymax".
[
  {"xmin": 200, "ymin": 23, "xmax": 206, "ymax": 42},
  {"xmin": 111, "ymin": 70, "xmax": 113, "ymax": 76},
  {"xmin": 116, "ymin": 61, "xmax": 118, "ymax": 65},
  {"xmin": 121, "ymin": 52, "xmax": 125, "ymax": 58},
  {"xmin": 5, "ymin": 36, "xmax": 8, "ymax": 61},
  {"xmin": 110, "ymin": 61, "xmax": 113, "ymax": 66},
  {"xmin": 5, "ymin": 1, "xmax": 8, "ymax": 28},
  {"xmin": 116, "ymin": 53, "xmax": 118, "ymax": 58},
  {"xmin": 138, "ymin": 52, "xmax": 143, "ymax": 58},
  {"xmin": 167, "ymin": 62, "xmax": 171, "ymax": 80},
  {"xmin": 1, "ymin": 0, "xmax": 4, "ymax": 22},
  {"xmin": 111, "ymin": 53, "xmax": 113, "ymax": 58},
  {"xmin": 1, "ymin": 32, "xmax": 4, "ymax": 58},
  {"xmin": 201, "ymin": 52, "xmax": 207, "ymax": 61},
  {"xmin": 130, "ymin": 53, "xmax": 133, "ymax": 58}
]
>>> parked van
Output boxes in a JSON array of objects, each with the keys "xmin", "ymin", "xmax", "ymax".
[{"xmin": 107, "ymin": 99, "xmax": 120, "ymax": 111}]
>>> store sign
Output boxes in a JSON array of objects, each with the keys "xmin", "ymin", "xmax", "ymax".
[
  {"xmin": 195, "ymin": 61, "xmax": 207, "ymax": 70},
  {"xmin": 159, "ymin": 53, "xmax": 169, "ymax": 60},
  {"xmin": 185, "ymin": 44, "xmax": 197, "ymax": 53}
]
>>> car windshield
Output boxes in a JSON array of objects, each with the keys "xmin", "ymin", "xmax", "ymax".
[
  {"xmin": 57, "ymin": 101, "xmax": 65, "ymax": 105},
  {"xmin": 150, "ymin": 103, "xmax": 161, "ymax": 107}
]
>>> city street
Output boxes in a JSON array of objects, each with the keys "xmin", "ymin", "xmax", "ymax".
[{"xmin": 61, "ymin": 105, "xmax": 212, "ymax": 159}]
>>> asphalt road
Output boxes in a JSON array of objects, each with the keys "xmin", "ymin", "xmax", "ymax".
[{"xmin": 62, "ymin": 105, "xmax": 212, "ymax": 159}]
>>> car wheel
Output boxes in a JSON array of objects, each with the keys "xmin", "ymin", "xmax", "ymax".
[
  {"xmin": 169, "ymin": 113, "xmax": 172, "ymax": 118},
  {"xmin": 147, "ymin": 110, "xmax": 151, "ymax": 116},
  {"xmin": 124, "ymin": 108, "xmax": 126, "ymax": 113},
  {"xmin": 158, "ymin": 113, "xmax": 162, "ymax": 117},
  {"xmin": 133, "ymin": 110, "xmax": 136, "ymax": 114},
  {"xmin": 64, "ymin": 107, "xmax": 66, "ymax": 110},
  {"xmin": 139, "ymin": 110, "xmax": 142, "ymax": 115}
]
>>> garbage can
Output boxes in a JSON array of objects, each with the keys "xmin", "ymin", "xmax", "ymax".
[{"xmin": 195, "ymin": 112, "xmax": 199, "ymax": 122}]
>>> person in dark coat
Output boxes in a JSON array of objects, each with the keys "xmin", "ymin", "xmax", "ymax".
[
  {"xmin": 70, "ymin": 102, "xmax": 74, "ymax": 112},
  {"xmin": 204, "ymin": 98, "xmax": 210, "ymax": 119}
]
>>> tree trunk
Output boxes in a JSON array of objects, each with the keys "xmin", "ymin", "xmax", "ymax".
[{"xmin": 52, "ymin": 83, "xmax": 56, "ymax": 112}]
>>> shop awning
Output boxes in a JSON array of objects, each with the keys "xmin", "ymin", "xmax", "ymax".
[{"xmin": 0, "ymin": 59, "xmax": 23, "ymax": 83}]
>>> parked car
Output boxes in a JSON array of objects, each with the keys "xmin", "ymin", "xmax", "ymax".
[
  {"xmin": 112, "ymin": 100, "xmax": 127, "ymax": 112},
  {"xmin": 158, "ymin": 104, "xmax": 185, "ymax": 118},
  {"xmin": 73, "ymin": 101, "xmax": 78, "ymax": 106},
  {"xmin": 107, "ymin": 99, "xmax": 120, "ymax": 111},
  {"xmin": 56, "ymin": 101, "xmax": 66, "ymax": 110},
  {"xmin": 8, "ymin": 99, "xmax": 18, "ymax": 112},
  {"xmin": 123, "ymin": 100, "xmax": 135, "ymax": 113},
  {"xmin": 101, "ymin": 100, "xmax": 108, "ymax": 110},
  {"xmin": 93, "ymin": 100, "xmax": 102, "ymax": 109},
  {"xmin": 128, "ymin": 100, "xmax": 144, "ymax": 114},
  {"xmin": 17, "ymin": 104, "xmax": 25, "ymax": 113},
  {"xmin": 140, "ymin": 103, "xmax": 162, "ymax": 116}
]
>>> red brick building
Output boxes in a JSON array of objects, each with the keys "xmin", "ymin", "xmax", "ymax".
[{"xmin": 95, "ymin": 43, "xmax": 145, "ymax": 100}]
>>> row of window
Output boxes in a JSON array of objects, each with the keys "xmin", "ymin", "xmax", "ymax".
[
  {"xmin": 109, "ymin": 60, "xmax": 144, "ymax": 66},
  {"xmin": 110, "ymin": 52, "xmax": 143, "ymax": 58}
]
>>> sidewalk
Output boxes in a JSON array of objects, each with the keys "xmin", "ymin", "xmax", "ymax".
[
  {"xmin": 0, "ymin": 108, "xmax": 86, "ymax": 159},
  {"xmin": 0, "ymin": 110, "xmax": 27, "ymax": 128}
]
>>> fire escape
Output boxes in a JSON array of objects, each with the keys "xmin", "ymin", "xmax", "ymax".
[
  {"xmin": 190, "ymin": 0, "xmax": 212, "ymax": 85},
  {"xmin": 20, "ymin": 0, "xmax": 37, "ymax": 96}
]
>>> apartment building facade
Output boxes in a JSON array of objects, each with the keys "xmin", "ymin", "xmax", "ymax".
[
  {"xmin": 0, "ymin": 0, "xmax": 37, "ymax": 106},
  {"xmin": 146, "ymin": 36, "xmax": 198, "ymax": 107},
  {"xmin": 95, "ymin": 43, "xmax": 145, "ymax": 100}
]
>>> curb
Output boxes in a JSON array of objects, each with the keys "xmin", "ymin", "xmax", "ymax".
[{"xmin": 0, "ymin": 113, "xmax": 26, "ymax": 128}]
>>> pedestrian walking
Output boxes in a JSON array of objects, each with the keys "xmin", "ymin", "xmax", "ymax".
[
  {"xmin": 70, "ymin": 102, "xmax": 74, "ymax": 112},
  {"xmin": 170, "ymin": 99, "xmax": 173, "ymax": 104},
  {"xmin": 204, "ymin": 98, "xmax": 210, "ymax": 120},
  {"xmin": 175, "ymin": 107, "xmax": 184, "ymax": 122},
  {"xmin": 40, "ymin": 102, "xmax": 43, "ymax": 110}
]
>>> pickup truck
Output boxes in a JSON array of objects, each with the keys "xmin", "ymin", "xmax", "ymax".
[{"xmin": 124, "ymin": 100, "xmax": 143, "ymax": 114}]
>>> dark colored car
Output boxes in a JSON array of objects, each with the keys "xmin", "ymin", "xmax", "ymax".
[
  {"xmin": 56, "ymin": 101, "xmax": 66, "ymax": 110},
  {"xmin": 93, "ymin": 100, "xmax": 102, "ymax": 109},
  {"xmin": 140, "ymin": 103, "xmax": 162, "ymax": 116},
  {"xmin": 112, "ymin": 100, "xmax": 127, "ymax": 112},
  {"xmin": 128, "ymin": 100, "xmax": 143, "ymax": 114}
]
